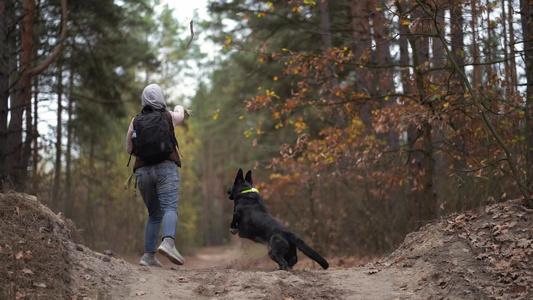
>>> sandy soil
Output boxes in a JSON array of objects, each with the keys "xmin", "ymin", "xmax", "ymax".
[
  {"xmin": 1, "ymin": 192, "xmax": 532, "ymax": 300},
  {"xmin": 68, "ymin": 240, "xmax": 414, "ymax": 300}
]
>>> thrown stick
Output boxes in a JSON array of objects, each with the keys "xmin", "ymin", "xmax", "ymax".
[{"xmin": 186, "ymin": 21, "xmax": 194, "ymax": 48}]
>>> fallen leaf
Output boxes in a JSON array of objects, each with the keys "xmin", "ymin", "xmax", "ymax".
[
  {"xmin": 33, "ymin": 282, "xmax": 46, "ymax": 288},
  {"xmin": 24, "ymin": 251, "xmax": 32, "ymax": 260},
  {"xmin": 15, "ymin": 290, "xmax": 26, "ymax": 299},
  {"xmin": 22, "ymin": 268, "xmax": 33, "ymax": 275},
  {"xmin": 83, "ymin": 274, "xmax": 92, "ymax": 280},
  {"xmin": 15, "ymin": 205, "xmax": 20, "ymax": 215},
  {"xmin": 15, "ymin": 251, "xmax": 23, "ymax": 260},
  {"xmin": 494, "ymin": 260, "xmax": 510, "ymax": 270},
  {"xmin": 451, "ymin": 259, "xmax": 458, "ymax": 266},
  {"xmin": 516, "ymin": 239, "xmax": 531, "ymax": 248},
  {"xmin": 178, "ymin": 276, "xmax": 189, "ymax": 283},
  {"xmin": 394, "ymin": 255, "xmax": 406, "ymax": 263},
  {"xmin": 508, "ymin": 221, "xmax": 518, "ymax": 229},
  {"xmin": 510, "ymin": 285, "xmax": 527, "ymax": 293},
  {"xmin": 136, "ymin": 291, "xmax": 146, "ymax": 296}
]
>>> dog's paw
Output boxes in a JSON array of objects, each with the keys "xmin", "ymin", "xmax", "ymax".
[{"xmin": 229, "ymin": 228, "xmax": 238, "ymax": 235}]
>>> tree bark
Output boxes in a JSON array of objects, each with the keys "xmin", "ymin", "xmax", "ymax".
[
  {"xmin": 6, "ymin": 0, "xmax": 35, "ymax": 190},
  {"xmin": 471, "ymin": 1, "xmax": 481, "ymax": 87},
  {"xmin": 450, "ymin": 0, "xmax": 465, "ymax": 75},
  {"xmin": 406, "ymin": 1, "xmax": 439, "ymax": 220},
  {"xmin": 0, "ymin": 0, "xmax": 9, "ymax": 191},
  {"xmin": 5, "ymin": 0, "xmax": 68, "ymax": 190},
  {"xmin": 319, "ymin": 0, "xmax": 345, "ymax": 128},
  {"xmin": 398, "ymin": 0, "xmax": 411, "ymax": 95},
  {"xmin": 371, "ymin": 3, "xmax": 398, "ymax": 149},
  {"xmin": 31, "ymin": 75, "xmax": 38, "ymax": 194},
  {"xmin": 486, "ymin": 0, "xmax": 493, "ymax": 77},
  {"xmin": 521, "ymin": 0, "xmax": 533, "ymax": 207},
  {"xmin": 449, "ymin": 0, "xmax": 467, "ymax": 208},
  {"xmin": 351, "ymin": 0, "xmax": 372, "ymax": 129},
  {"xmin": 53, "ymin": 58, "xmax": 63, "ymax": 205},
  {"xmin": 66, "ymin": 55, "xmax": 74, "ymax": 216},
  {"xmin": 507, "ymin": 0, "xmax": 517, "ymax": 93}
]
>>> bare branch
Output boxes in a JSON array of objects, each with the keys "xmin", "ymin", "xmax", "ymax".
[{"xmin": 29, "ymin": 0, "xmax": 68, "ymax": 76}]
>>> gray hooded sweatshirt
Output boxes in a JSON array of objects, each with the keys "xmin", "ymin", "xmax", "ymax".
[{"xmin": 141, "ymin": 83, "xmax": 166, "ymax": 110}]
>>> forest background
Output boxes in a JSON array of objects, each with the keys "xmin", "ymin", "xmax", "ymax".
[{"xmin": 1, "ymin": 0, "xmax": 532, "ymax": 258}]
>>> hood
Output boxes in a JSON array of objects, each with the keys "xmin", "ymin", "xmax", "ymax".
[{"xmin": 141, "ymin": 84, "xmax": 166, "ymax": 110}]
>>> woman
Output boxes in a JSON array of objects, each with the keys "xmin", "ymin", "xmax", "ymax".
[{"xmin": 126, "ymin": 83, "xmax": 191, "ymax": 267}]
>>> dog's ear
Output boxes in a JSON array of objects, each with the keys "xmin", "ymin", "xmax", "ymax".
[
  {"xmin": 245, "ymin": 170, "xmax": 253, "ymax": 185},
  {"xmin": 235, "ymin": 168, "xmax": 244, "ymax": 182}
]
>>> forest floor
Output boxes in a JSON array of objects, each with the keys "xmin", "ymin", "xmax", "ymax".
[{"xmin": 1, "ymin": 192, "xmax": 532, "ymax": 300}]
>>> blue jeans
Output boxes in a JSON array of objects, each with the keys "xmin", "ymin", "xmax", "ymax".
[{"xmin": 135, "ymin": 162, "xmax": 179, "ymax": 253}]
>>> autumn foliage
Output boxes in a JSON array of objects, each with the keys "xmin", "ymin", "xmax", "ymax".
[{"xmin": 213, "ymin": 0, "xmax": 533, "ymax": 254}]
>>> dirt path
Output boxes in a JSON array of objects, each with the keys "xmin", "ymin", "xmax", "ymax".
[
  {"xmin": 72, "ymin": 241, "xmax": 415, "ymax": 300},
  {"xmin": 3, "ymin": 193, "xmax": 531, "ymax": 299}
]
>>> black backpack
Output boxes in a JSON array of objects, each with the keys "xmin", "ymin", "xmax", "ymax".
[{"xmin": 129, "ymin": 106, "xmax": 178, "ymax": 165}]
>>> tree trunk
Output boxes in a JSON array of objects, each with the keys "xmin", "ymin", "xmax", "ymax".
[
  {"xmin": 471, "ymin": 1, "xmax": 481, "ymax": 87},
  {"xmin": 318, "ymin": 0, "xmax": 345, "ymax": 128},
  {"xmin": 407, "ymin": 2, "xmax": 438, "ymax": 220},
  {"xmin": 66, "ymin": 56, "xmax": 74, "ymax": 216},
  {"xmin": 5, "ymin": 0, "xmax": 67, "ymax": 190},
  {"xmin": 501, "ymin": 0, "xmax": 512, "ymax": 93},
  {"xmin": 31, "ymin": 75, "xmax": 39, "ymax": 194},
  {"xmin": 53, "ymin": 59, "xmax": 63, "ymax": 205},
  {"xmin": 507, "ymin": 0, "xmax": 517, "ymax": 93},
  {"xmin": 486, "ymin": 0, "xmax": 493, "ymax": 77},
  {"xmin": 451, "ymin": 1, "xmax": 465, "ymax": 75},
  {"xmin": 207, "ymin": 133, "xmax": 214, "ymax": 244},
  {"xmin": 218, "ymin": 147, "xmax": 226, "ymax": 244},
  {"xmin": 372, "ymin": 4, "xmax": 398, "ymax": 149},
  {"xmin": 450, "ymin": 0, "xmax": 467, "ymax": 208},
  {"xmin": 0, "ymin": 0, "xmax": 9, "ymax": 191},
  {"xmin": 521, "ymin": 0, "xmax": 533, "ymax": 206},
  {"xmin": 318, "ymin": 0, "xmax": 336, "ymax": 86},
  {"xmin": 430, "ymin": 4, "xmax": 445, "ymax": 215},
  {"xmin": 351, "ymin": 0, "xmax": 372, "ymax": 129},
  {"xmin": 198, "ymin": 90, "xmax": 212, "ymax": 246},
  {"xmin": 397, "ymin": 0, "xmax": 413, "ymax": 224},
  {"xmin": 5, "ymin": 0, "xmax": 35, "ymax": 190}
]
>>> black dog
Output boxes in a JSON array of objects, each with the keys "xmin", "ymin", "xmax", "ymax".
[{"xmin": 227, "ymin": 168, "xmax": 329, "ymax": 270}]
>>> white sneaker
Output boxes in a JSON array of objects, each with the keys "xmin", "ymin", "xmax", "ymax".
[
  {"xmin": 157, "ymin": 237, "xmax": 185, "ymax": 265},
  {"xmin": 139, "ymin": 252, "xmax": 162, "ymax": 267}
]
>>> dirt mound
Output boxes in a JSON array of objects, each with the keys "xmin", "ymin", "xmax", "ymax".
[
  {"xmin": 0, "ymin": 192, "xmax": 83, "ymax": 299},
  {"xmin": 381, "ymin": 198, "xmax": 533, "ymax": 299},
  {"xmin": 1, "ymin": 192, "xmax": 531, "ymax": 299}
]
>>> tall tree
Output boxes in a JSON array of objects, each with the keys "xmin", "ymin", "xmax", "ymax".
[
  {"xmin": 522, "ymin": 0, "xmax": 533, "ymax": 207},
  {"xmin": 53, "ymin": 58, "xmax": 63, "ymax": 202},
  {"xmin": 2, "ymin": 0, "xmax": 67, "ymax": 191},
  {"xmin": 0, "ymin": 0, "xmax": 9, "ymax": 191}
]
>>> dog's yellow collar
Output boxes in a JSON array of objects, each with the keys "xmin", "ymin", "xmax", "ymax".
[{"xmin": 240, "ymin": 188, "xmax": 259, "ymax": 194}]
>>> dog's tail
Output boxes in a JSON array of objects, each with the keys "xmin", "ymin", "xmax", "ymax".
[{"xmin": 294, "ymin": 236, "xmax": 329, "ymax": 270}]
